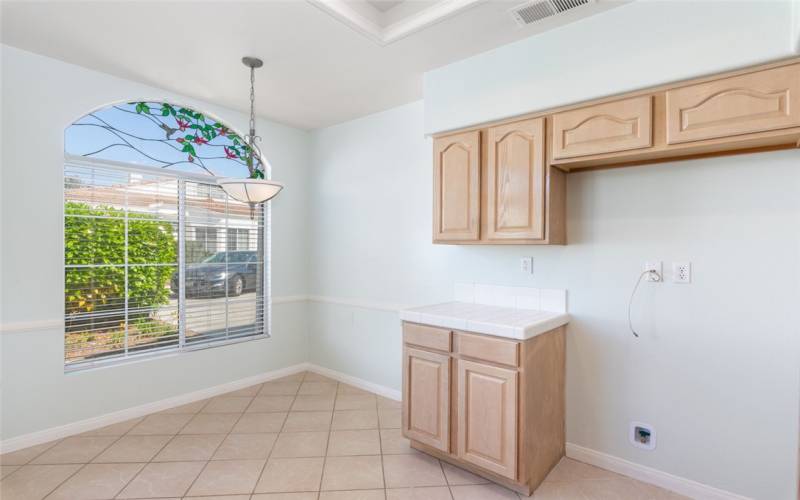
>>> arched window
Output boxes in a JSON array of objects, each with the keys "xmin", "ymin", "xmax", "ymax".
[{"xmin": 64, "ymin": 101, "xmax": 269, "ymax": 370}]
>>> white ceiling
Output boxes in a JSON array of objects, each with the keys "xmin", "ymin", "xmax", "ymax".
[
  {"xmin": 0, "ymin": 0, "xmax": 626, "ymax": 130},
  {"xmin": 366, "ymin": 0, "xmax": 405, "ymax": 13}
]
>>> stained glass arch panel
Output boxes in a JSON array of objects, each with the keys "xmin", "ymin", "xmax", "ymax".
[{"xmin": 66, "ymin": 101, "xmax": 263, "ymax": 178}]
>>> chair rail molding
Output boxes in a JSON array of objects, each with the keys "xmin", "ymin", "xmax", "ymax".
[
  {"xmin": 0, "ymin": 319, "xmax": 63, "ymax": 334},
  {"xmin": 0, "ymin": 295, "xmax": 313, "ymax": 335}
]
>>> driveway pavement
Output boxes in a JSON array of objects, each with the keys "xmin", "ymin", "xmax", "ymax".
[{"xmin": 156, "ymin": 291, "xmax": 260, "ymax": 340}]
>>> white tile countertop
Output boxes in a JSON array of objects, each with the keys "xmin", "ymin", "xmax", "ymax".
[
  {"xmin": 399, "ymin": 302, "xmax": 569, "ymax": 340},
  {"xmin": 399, "ymin": 284, "xmax": 569, "ymax": 340}
]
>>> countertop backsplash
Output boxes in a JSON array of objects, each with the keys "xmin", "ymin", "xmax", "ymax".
[{"xmin": 454, "ymin": 283, "xmax": 567, "ymax": 313}]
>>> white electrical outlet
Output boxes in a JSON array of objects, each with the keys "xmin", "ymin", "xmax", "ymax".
[
  {"xmin": 520, "ymin": 257, "xmax": 533, "ymax": 275},
  {"xmin": 673, "ymin": 262, "xmax": 691, "ymax": 283},
  {"xmin": 644, "ymin": 261, "xmax": 662, "ymax": 282}
]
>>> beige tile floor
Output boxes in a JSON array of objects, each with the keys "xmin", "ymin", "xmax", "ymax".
[{"xmin": 0, "ymin": 371, "xmax": 687, "ymax": 500}]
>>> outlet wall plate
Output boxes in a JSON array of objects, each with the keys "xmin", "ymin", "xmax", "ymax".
[
  {"xmin": 629, "ymin": 421, "xmax": 656, "ymax": 450},
  {"xmin": 520, "ymin": 257, "xmax": 533, "ymax": 274},
  {"xmin": 672, "ymin": 262, "xmax": 691, "ymax": 283}
]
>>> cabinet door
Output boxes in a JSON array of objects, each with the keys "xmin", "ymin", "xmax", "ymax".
[
  {"xmin": 456, "ymin": 359, "xmax": 518, "ymax": 479},
  {"xmin": 666, "ymin": 64, "xmax": 800, "ymax": 144},
  {"xmin": 433, "ymin": 131, "xmax": 481, "ymax": 242},
  {"xmin": 552, "ymin": 96, "xmax": 653, "ymax": 159},
  {"xmin": 402, "ymin": 346, "xmax": 451, "ymax": 452},
  {"xmin": 486, "ymin": 118, "xmax": 545, "ymax": 240}
]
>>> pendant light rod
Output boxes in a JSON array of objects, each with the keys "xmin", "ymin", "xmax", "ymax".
[
  {"xmin": 243, "ymin": 57, "xmax": 263, "ymax": 179},
  {"xmin": 217, "ymin": 56, "xmax": 284, "ymax": 206}
]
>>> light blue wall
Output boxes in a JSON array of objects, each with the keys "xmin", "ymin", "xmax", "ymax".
[
  {"xmin": 308, "ymin": 100, "xmax": 800, "ymax": 499},
  {"xmin": 424, "ymin": 0, "xmax": 797, "ymax": 134},
  {"xmin": 0, "ymin": 45, "xmax": 311, "ymax": 440}
]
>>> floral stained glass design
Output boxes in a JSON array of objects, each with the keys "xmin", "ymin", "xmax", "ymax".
[{"xmin": 66, "ymin": 101, "xmax": 260, "ymax": 178}]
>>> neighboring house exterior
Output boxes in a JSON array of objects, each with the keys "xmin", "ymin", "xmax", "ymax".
[{"xmin": 65, "ymin": 158, "xmax": 260, "ymax": 261}]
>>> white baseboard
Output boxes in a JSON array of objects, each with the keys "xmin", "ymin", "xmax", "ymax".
[
  {"xmin": 566, "ymin": 443, "xmax": 751, "ymax": 500},
  {"xmin": 0, "ymin": 363, "xmax": 310, "ymax": 454},
  {"xmin": 305, "ymin": 363, "xmax": 401, "ymax": 401}
]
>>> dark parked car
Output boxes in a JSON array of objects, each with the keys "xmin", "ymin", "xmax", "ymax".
[{"xmin": 172, "ymin": 251, "xmax": 260, "ymax": 297}]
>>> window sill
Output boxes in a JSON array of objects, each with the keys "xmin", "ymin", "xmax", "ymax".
[{"xmin": 64, "ymin": 333, "xmax": 271, "ymax": 374}]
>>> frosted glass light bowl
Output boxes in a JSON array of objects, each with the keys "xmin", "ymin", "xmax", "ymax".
[{"xmin": 218, "ymin": 178, "xmax": 284, "ymax": 204}]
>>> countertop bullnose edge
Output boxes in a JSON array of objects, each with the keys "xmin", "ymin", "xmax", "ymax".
[{"xmin": 399, "ymin": 302, "xmax": 569, "ymax": 340}]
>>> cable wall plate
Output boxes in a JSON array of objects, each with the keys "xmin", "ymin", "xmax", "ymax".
[{"xmin": 644, "ymin": 261, "xmax": 662, "ymax": 282}]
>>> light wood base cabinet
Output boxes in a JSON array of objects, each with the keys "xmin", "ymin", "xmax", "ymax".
[{"xmin": 402, "ymin": 322, "xmax": 566, "ymax": 496}]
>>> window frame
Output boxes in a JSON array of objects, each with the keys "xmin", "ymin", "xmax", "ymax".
[{"xmin": 63, "ymin": 154, "xmax": 273, "ymax": 373}]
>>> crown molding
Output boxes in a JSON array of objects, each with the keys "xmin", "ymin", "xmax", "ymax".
[{"xmin": 307, "ymin": 0, "xmax": 485, "ymax": 45}]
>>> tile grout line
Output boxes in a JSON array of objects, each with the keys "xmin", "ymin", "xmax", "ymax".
[
  {"xmin": 377, "ymin": 399, "xmax": 388, "ymax": 500},
  {"xmin": 439, "ymin": 456, "xmax": 456, "ymax": 500},
  {"xmin": 0, "ymin": 438, "xmax": 63, "ymax": 482},
  {"xmin": 313, "ymin": 376, "xmax": 320, "ymax": 500},
  {"xmin": 38, "ymin": 429, "xmax": 134, "ymax": 500},
  {"xmin": 177, "ymin": 392, "xmax": 256, "ymax": 498},
  {"xmin": 38, "ymin": 421, "xmax": 153, "ymax": 499},
  {"xmin": 316, "ymin": 377, "xmax": 337, "ymax": 497},
  {"xmin": 100, "ymin": 382, "xmax": 265, "ymax": 498},
  {"xmin": 34, "ymin": 417, "xmax": 170, "ymax": 500},
  {"xmin": 251, "ymin": 370, "xmax": 304, "ymax": 498},
  {"xmin": 110, "ymin": 395, "xmax": 213, "ymax": 499}
]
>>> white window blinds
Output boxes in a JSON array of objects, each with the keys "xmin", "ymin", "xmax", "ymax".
[{"xmin": 64, "ymin": 162, "xmax": 268, "ymax": 369}]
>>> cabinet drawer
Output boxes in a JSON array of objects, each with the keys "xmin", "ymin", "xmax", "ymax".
[
  {"xmin": 403, "ymin": 323, "xmax": 451, "ymax": 352},
  {"xmin": 552, "ymin": 95, "xmax": 653, "ymax": 159},
  {"xmin": 454, "ymin": 332, "xmax": 519, "ymax": 367},
  {"xmin": 666, "ymin": 64, "xmax": 800, "ymax": 144}
]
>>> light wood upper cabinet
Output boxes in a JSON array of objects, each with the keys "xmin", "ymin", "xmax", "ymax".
[
  {"xmin": 666, "ymin": 64, "xmax": 800, "ymax": 144},
  {"xmin": 432, "ymin": 59, "xmax": 800, "ymax": 238},
  {"xmin": 486, "ymin": 117, "xmax": 546, "ymax": 241},
  {"xmin": 552, "ymin": 96, "xmax": 653, "ymax": 159},
  {"xmin": 402, "ymin": 346, "xmax": 450, "ymax": 452},
  {"xmin": 456, "ymin": 358, "xmax": 518, "ymax": 480},
  {"xmin": 433, "ymin": 131, "xmax": 481, "ymax": 242}
]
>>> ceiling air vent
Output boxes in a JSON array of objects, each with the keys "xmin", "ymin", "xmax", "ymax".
[{"xmin": 510, "ymin": 0, "xmax": 592, "ymax": 26}]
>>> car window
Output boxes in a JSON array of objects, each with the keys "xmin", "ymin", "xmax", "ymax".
[
  {"xmin": 202, "ymin": 252, "xmax": 227, "ymax": 263},
  {"xmin": 228, "ymin": 252, "xmax": 252, "ymax": 263}
]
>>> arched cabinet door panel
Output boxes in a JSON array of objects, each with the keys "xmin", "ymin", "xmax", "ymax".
[
  {"xmin": 433, "ymin": 131, "xmax": 481, "ymax": 242},
  {"xmin": 486, "ymin": 118, "xmax": 545, "ymax": 241},
  {"xmin": 666, "ymin": 64, "xmax": 800, "ymax": 144},
  {"xmin": 456, "ymin": 358, "xmax": 518, "ymax": 480},
  {"xmin": 552, "ymin": 96, "xmax": 653, "ymax": 159},
  {"xmin": 402, "ymin": 346, "xmax": 451, "ymax": 452}
]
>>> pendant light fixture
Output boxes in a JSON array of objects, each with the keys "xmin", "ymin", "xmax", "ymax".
[{"xmin": 218, "ymin": 57, "xmax": 284, "ymax": 204}]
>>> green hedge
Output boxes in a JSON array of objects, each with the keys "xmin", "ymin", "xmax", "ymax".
[{"xmin": 65, "ymin": 202, "xmax": 177, "ymax": 325}]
